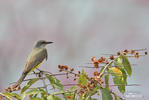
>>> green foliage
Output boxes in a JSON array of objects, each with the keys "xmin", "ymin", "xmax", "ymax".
[
  {"xmin": 47, "ymin": 95, "xmax": 61, "ymax": 100},
  {"xmin": 1, "ymin": 92, "xmax": 21, "ymax": 100},
  {"xmin": 114, "ymin": 54, "xmax": 132, "ymax": 76},
  {"xmin": 110, "ymin": 67, "xmax": 127, "ymax": 94},
  {"xmin": 30, "ymin": 97, "xmax": 42, "ymax": 100},
  {"xmin": 25, "ymin": 88, "xmax": 41, "ymax": 95},
  {"xmin": 101, "ymin": 88, "xmax": 113, "ymax": 100},
  {"xmin": 1, "ymin": 49, "xmax": 145, "ymax": 100},
  {"xmin": 105, "ymin": 72, "xmax": 110, "ymax": 89},
  {"xmin": 0, "ymin": 62, "xmax": 131, "ymax": 100},
  {"xmin": 63, "ymin": 86, "xmax": 76, "ymax": 100},
  {"xmin": 113, "ymin": 74, "xmax": 125, "ymax": 94},
  {"xmin": 1, "ymin": 66, "xmax": 129, "ymax": 100},
  {"xmin": 45, "ymin": 74, "xmax": 64, "ymax": 90},
  {"xmin": 112, "ymin": 92, "xmax": 122, "ymax": 100},
  {"xmin": 111, "ymin": 54, "xmax": 131, "ymax": 94},
  {"xmin": 78, "ymin": 69, "xmax": 88, "ymax": 86},
  {"xmin": 21, "ymin": 78, "xmax": 39, "ymax": 94}
]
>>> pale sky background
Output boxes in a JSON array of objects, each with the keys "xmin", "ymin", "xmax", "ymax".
[{"xmin": 0, "ymin": 0, "xmax": 149, "ymax": 100}]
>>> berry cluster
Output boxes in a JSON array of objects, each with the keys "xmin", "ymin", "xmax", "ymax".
[
  {"xmin": 5, "ymin": 85, "xmax": 21, "ymax": 92},
  {"xmin": 91, "ymin": 56, "xmax": 107, "ymax": 68},
  {"xmin": 58, "ymin": 64, "xmax": 105, "ymax": 95},
  {"xmin": 117, "ymin": 49, "xmax": 147, "ymax": 58},
  {"xmin": 77, "ymin": 75, "xmax": 104, "ymax": 96},
  {"xmin": 58, "ymin": 65, "xmax": 77, "ymax": 81},
  {"xmin": 58, "ymin": 65, "xmax": 74, "ymax": 72}
]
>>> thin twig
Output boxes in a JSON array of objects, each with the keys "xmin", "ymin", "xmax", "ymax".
[
  {"xmin": 37, "ymin": 68, "xmax": 53, "ymax": 74},
  {"xmin": 78, "ymin": 64, "xmax": 137, "ymax": 68},
  {"xmin": 9, "ymin": 73, "xmax": 69, "ymax": 85},
  {"xmin": 125, "ymin": 55, "xmax": 146, "ymax": 57},
  {"xmin": 133, "ymin": 48, "xmax": 147, "ymax": 51},
  {"xmin": 62, "ymin": 83, "xmax": 140, "ymax": 87},
  {"xmin": 30, "ymin": 72, "xmax": 68, "ymax": 76},
  {"xmin": 99, "ymin": 60, "xmax": 113, "ymax": 78},
  {"xmin": 41, "ymin": 79, "xmax": 48, "ymax": 93},
  {"xmin": 73, "ymin": 90, "xmax": 77, "ymax": 100},
  {"xmin": 41, "ymin": 73, "xmax": 48, "ymax": 93},
  {"xmin": 111, "ymin": 91, "xmax": 125, "ymax": 100},
  {"xmin": 101, "ymin": 54, "xmax": 146, "ymax": 58}
]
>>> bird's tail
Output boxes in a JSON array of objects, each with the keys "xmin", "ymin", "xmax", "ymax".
[{"xmin": 15, "ymin": 72, "xmax": 27, "ymax": 87}]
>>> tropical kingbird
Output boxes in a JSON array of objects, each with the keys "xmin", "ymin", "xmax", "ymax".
[{"xmin": 14, "ymin": 40, "xmax": 53, "ymax": 87}]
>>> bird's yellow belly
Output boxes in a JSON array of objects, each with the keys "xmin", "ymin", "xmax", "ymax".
[{"xmin": 29, "ymin": 62, "xmax": 42, "ymax": 73}]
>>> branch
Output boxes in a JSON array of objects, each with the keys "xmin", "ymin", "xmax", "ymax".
[
  {"xmin": 99, "ymin": 60, "xmax": 113, "ymax": 78},
  {"xmin": 62, "ymin": 83, "xmax": 140, "ymax": 87}
]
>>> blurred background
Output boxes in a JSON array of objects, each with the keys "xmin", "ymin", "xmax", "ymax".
[{"xmin": 0, "ymin": 0, "xmax": 148, "ymax": 99}]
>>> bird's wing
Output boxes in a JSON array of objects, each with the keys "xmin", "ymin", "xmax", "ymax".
[{"xmin": 23, "ymin": 48, "xmax": 48, "ymax": 74}]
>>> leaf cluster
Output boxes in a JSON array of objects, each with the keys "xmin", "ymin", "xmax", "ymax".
[{"xmin": 1, "ymin": 49, "xmax": 147, "ymax": 100}]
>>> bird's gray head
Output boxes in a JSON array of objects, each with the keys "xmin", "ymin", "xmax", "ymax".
[{"xmin": 34, "ymin": 40, "xmax": 53, "ymax": 48}]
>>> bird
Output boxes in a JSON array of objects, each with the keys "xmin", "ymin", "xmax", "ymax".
[{"xmin": 14, "ymin": 40, "xmax": 53, "ymax": 88}]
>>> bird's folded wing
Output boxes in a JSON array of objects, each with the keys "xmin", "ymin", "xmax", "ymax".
[{"xmin": 23, "ymin": 48, "xmax": 48, "ymax": 74}]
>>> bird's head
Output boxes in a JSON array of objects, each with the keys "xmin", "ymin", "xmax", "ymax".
[{"xmin": 34, "ymin": 40, "xmax": 53, "ymax": 48}]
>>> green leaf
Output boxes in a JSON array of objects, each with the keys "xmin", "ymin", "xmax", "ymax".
[
  {"xmin": 21, "ymin": 78, "xmax": 39, "ymax": 94},
  {"xmin": 25, "ymin": 88, "xmax": 40, "ymax": 95},
  {"xmin": 105, "ymin": 73, "xmax": 109, "ymax": 89},
  {"xmin": 100, "ymin": 67, "xmax": 105, "ymax": 73},
  {"xmin": 112, "ymin": 73, "xmax": 126, "ymax": 94},
  {"xmin": 114, "ymin": 77, "xmax": 125, "ymax": 94},
  {"xmin": 101, "ymin": 88, "xmax": 113, "ymax": 100},
  {"xmin": 45, "ymin": 74, "xmax": 55, "ymax": 84},
  {"xmin": 78, "ymin": 69, "xmax": 88, "ymax": 86},
  {"xmin": 1, "ymin": 92, "xmax": 21, "ymax": 100},
  {"xmin": 33, "ymin": 94, "xmax": 38, "ymax": 98},
  {"xmin": 86, "ymin": 86, "xmax": 101, "ymax": 97},
  {"xmin": 38, "ymin": 88, "xmax": 47, "ymax": 94},
  {"xmin": 114, "ymin": 54, "xmax": 132, "ymax": 76},
  {"xmin": 53, "ymin": 96, "xmax": 61, "ymax": 100},
  {"xmin": 30, "ymin": 97, "xmax": 42, "ymax": 100},
  {"xmin": 22, "ymin": 88, "xmax": 42, "ymax": 100},
  {"xmin": 120, "ymin": 68, "xmax": 127, "ymax": 85},
  {"xmin": 47, "ymin": 95, "xmax": 54, "ymax": 100},
  {"xmin": 111, "ymin": 57, "xmax": 128, "ymax": 94},
  {"xmin": 47, "ymin": 95, "xmax": 61, "ymax": 100},
  {"xmin": 45, "ymin": 74, "xmax": 64, "ymax": 90},
  {"xmin": 112, "ymin": 92, "xmax": 122, "ymax": 100},
  {"xmin": 113, "ymin": 54, "xmax": 132, "ymax": 94},
  {"xmin": 38, "ymin": 88, "xmax": 47, "ymax": 96},
  {"xmin": 118, "ymin": 85, "xmax": 125, "ymax": 94},
  {"xmin": 38, "ymin": 88, "xmax": 47, "ymax": 99},
  {"xmin": 120, "ymin": 54, "xmax": 132, "ymax": 76},
  {"xmin": 0, "ymin": 92, "xmax": 11, "ymax": 100},
  {"xmin": 69, "ymin": 86, "xmax": 76, "ymax": 91},
  {"xmin": 63, "ymin": 86, "xmax": 76, "ymax": 100},
  {"xmin": 54, "ymin": 78, "xmax": 64, "ymax": 90},
  {"xmin": 111, "ymin": 56, "xmax": 129, "ymax": 94},
  {"xmin": 93, "ymin": 86, "xmax": 100, "ymax": 93}
]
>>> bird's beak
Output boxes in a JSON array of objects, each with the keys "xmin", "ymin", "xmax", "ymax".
[{"xmin": 46, "ymin": 41, "xmax": 53, "ymax": 44}]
